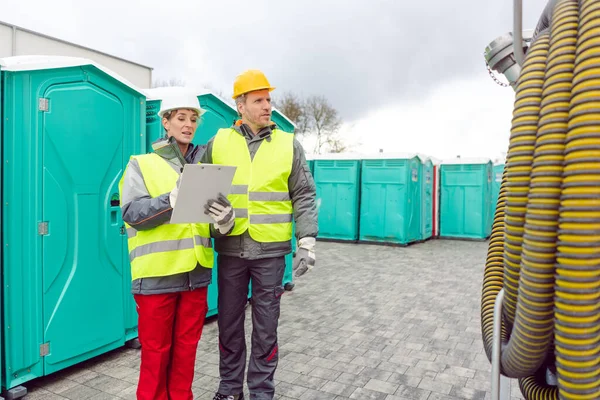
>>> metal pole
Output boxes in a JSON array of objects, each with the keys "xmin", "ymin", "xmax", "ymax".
[
  {"xmin": 491, "ymin": 288, "xmax": 505, "ymax": 400},
  {"xmin": 514, "ymin": 0, "xmax": 525, "ymax": 66}
]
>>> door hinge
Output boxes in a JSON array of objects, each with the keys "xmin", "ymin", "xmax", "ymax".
[
  {"xmin": 120, "ymin": 225, "xmax": 125, "ymax": 235},
  {"xmin": 38, "ymin": 98, "xmax": 49, "ymax": 112},
  {"xmin": 40, "ymin": 343, "xmax": 50, "ymax": 357},
  {"xmin": 38, "ymin": 222, "xmax": 49, "ymax": 235}
]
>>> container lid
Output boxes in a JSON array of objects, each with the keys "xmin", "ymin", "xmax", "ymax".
[
  {"xmin": 308, "ymin": 152, "xmax": 365, "ymax": 160},
  {"xmin": 360, "ymin": 152, "xmax": 423, "ymax": 161},
  {"xmin": 145, "ymin": 86, "xmax": 237, "ymax": 112},
  {"xmin": 0, "ymin": 55, "xmax": 146, "ymax": 96},
  {"xmin": 438, "ymin": 157, "xmax": 492, "ymax": 165}
]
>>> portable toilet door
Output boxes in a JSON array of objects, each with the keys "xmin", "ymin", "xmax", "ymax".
[
  {"xmin": 421, "ymin": 158, "xmax": 434, "ymax": 240},
  {"xmin": 438, "ymin": 158, "xmax": 493, "ymax": 240},
  {"xmin": 144, "ymin": 87, "xmax": 238, "ymax": 150},
  {"xmin": 0, "ymin": 55, "xmax": 146, "ymax": 392},
  {"xmin": 271, "ymin": 107, "xmax": 296, "ymax": 133},
  {"xmin": 312, "ymin": 153, "xmax": 362, "ymax": 241},
  {"xmin": 359, "ymin": 153, "xmax": 423, "ymax": 245}
]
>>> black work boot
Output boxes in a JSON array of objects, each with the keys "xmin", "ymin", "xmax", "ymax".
[{"xmin": 212, "ymin": 393, "xmax": 244, "ymax": 400}]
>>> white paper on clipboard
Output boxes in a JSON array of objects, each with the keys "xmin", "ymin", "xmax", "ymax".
[{"xmin": 170, "ymin": 164, "xmax": 237, "ymax": 224}]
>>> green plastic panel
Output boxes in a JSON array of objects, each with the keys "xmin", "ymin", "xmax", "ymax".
[
  {"xmin": 491, "ymin": 164, "xmax": 504, "ymax": 220},
  {"xmin": 314, "ymin": 159, "xmax": 361, "ymax": 241},
  {"xmin": 422, "ymin": 159, "xmax": 434, "ymax": 240},
  {"xmin": 359, "ymin": 157, "xmax": 422, "ymax": 244},
  {"xmin": 439, "ymin": 162, "xmax": 493, "ymax": 239},
  {"xmin": 307, "ymin": 160, "xmax": 314, "ymax": 175},
  {"xmin": 271, "ymin": 108, "xmax": 295, "ymax": 132},
  {"xmin": 145, "ymin": 93, "xmax": 237, "ymax": 150},
  {"xmin": 1, "ymin": 65, "xmax": 144, "ymax": 390}
]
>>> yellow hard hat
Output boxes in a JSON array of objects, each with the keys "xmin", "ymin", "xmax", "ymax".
[{"xmin": 232, "ymin": 69, "xmax": 276, "ymax": 99}]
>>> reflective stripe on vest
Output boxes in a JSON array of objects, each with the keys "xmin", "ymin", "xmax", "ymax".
[
  {"xmin": 118, "ymin": 153, "xmax": 214, "ymax": 281},
  {"xmin": 212, "ymin": 128, "xmax": 294, "ymax": 242}
]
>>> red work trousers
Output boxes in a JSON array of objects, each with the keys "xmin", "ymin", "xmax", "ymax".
[{"xmin": 134, "ymin": 288, "xmax": 208, "ymax": 400}]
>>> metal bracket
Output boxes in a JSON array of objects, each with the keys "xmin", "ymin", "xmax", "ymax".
[
  {"xmin": 38, "ymin": 222, "xmax": 49, "ymax": 235},
  {"xmin": 40, "ymin": 342, "xmax": 49, "ymax": 357},
  {"xmin": 491, "ymin": 288, "xmax": 511, "ymax": 400},
  {"xmin": 38, "ymin": 98, "xmax": 49, "ymax": 112}
]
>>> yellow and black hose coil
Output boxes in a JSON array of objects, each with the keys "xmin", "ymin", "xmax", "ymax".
[{"xmin": 481, "ymin": 0, "xmax": 599, "ymax": 399}]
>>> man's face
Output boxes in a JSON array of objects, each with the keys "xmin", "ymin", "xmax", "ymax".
[{"xmin": 238, "ymin": 89, "xmax": 272, "ymax": 130}]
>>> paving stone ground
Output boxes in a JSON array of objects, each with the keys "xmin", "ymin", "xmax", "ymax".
[{"xmin": 18, "ymin": 239, "xmax": 526, "ymax": 400}]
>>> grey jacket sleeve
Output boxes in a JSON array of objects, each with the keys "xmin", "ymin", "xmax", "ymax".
[
  {"xmin": 121, "ymin": 158, "xmax": 174, "ymax": 231},
  {"xmin": 289, "ymin": 138, "xmax": 318, "ymax": 239}
]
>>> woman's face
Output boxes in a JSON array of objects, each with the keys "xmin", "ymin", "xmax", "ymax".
[{"xmin": 162, "ymin": 109, "xmax": 199, "ymax": 145}]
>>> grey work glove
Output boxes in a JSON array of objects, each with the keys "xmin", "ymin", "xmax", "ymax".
[
  {"xmin": 204, "ymin": 193, "xmax": 235, "ymax": 234},
  {"xmin": 292, "ymin": 237, "xmax": 316, "ymax": 277}
]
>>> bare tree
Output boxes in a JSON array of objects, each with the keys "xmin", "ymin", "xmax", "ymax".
[
  {"xmin": 273, "ymin": 92, "xmax": 308, "ymax": 135},
  {"xmin": 304, "ymin": 95, "xmax": 342, "ymax": 154},
  {"xmin": 152, "ymin": 77, "xmax": 186, "ymax": 88},
  {"xmin": 327, "ymin": 135, "xmax": 350, "ymax": 153}
]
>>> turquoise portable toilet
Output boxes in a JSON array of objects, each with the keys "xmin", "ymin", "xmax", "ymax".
[
  {"xmin": 312, "ymin": 153, "xmax": 362, "ymax": 241},
  {"xmin": 438, "ymin": 158, "xmax": 493, "ymax": 240},
  {"xmin": 420, "ymin": 156, "xmax": 434, "ymax": 241},
  {"xmin": 359, "ymin": 153, "xmax": 423, "ymax": 245},
  {"xmin": 491, "ymin": 163, "xmax": 504, "ymax": 218},
  {"xmin": 145, "ymin": 87, "xmax": 237, "ymax": 150},
  {"xmin": 271, "ymin": 107, "xmax": 296, "ymax": 133},
  {"xmin": 0, "ymin": 55, "xmax": 145, "ymax": 396}
]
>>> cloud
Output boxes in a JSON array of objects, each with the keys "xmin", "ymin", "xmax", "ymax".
[
  {"xmin": 2, "ymin": 0, "xmax": 550, "ymax": 124},
  {"xmin": 311, "ymin": 70, "xmax": 517, "ymax": 161}
]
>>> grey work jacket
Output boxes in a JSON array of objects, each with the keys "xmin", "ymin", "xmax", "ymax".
[
  {"xmin": 200, "ymin": 122, "xmax": 318, "ymax": 259},
  {"xmin": 120, "ymin": 136, "xmax": 225, "ymax": 294}
]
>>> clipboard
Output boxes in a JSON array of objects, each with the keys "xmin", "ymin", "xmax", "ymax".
[{"xmin": 170, "ymin": 164, "xmax": 237, "ymax": 224}]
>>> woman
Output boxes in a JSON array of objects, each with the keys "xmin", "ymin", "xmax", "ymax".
[{"xmin": 119, "ymin": 89, "xmax": 235, "ymax": 400}]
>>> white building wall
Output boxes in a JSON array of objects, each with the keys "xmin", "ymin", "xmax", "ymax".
[{"xmin": 0, "ymin": 21, "xmax": 152, "ymax": 88}]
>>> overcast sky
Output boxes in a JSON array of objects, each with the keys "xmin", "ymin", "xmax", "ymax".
[{"xmin": 2, "ymin": 0, "xmax": 550, "ymax": 161}]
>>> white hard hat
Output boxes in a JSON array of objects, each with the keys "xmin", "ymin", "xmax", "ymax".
[{"xmin": 156, "ymin": 87, "xmax": 206, "ymax": 118}]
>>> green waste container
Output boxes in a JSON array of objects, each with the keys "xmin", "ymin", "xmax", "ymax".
[
  {"xmin": 145, "ymin": 88, "xmax": 238, "ymax": 149},
  {"xmin": 313, "ymin": 155, "xmax": 361, "ymax": 241},
  {"xmin": 439, "ymin": 158, "xmax": 493, "ymax": 240},
  {"xmin": 0, "ymin": 55, "xmax": 145, "ymax": 393},
  {"xmin": 359, "ymin": 154, "xmax": 423, "ymax": 245},
  {"xmin": 421, "ymin": 158, "xmax": 434, "ymax": 240},
  {"xmin": 271, "ymin": 107, "xmax": 296, "ymax": 133},
  {"xmin": 491, "ymin": 163, "xmax": 504, "ymax": 219}
]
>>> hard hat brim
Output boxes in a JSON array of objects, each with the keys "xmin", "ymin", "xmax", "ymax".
[
  {"xmin": 232, "ymin": 86, "xmax": 276, "ymax": 99},
  {"xmin": 158, "ymin": 107, "xmax": 206, "ymax": 118}
]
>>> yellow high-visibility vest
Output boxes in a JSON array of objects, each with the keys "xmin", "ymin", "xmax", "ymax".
[
  {"xmin": 118, "ymin": 153, "xmax": 213, "ymax": 281},
  {"xmin": 212, "ymin": 128, "xmax": 294, "ymax": 242}
]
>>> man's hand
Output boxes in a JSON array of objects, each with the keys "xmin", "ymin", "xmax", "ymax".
[
  {"xmin": 292, "ymin": 237, "xmax": 316, "ymax": 277},
  {"xmin": 204, "ymin": 193, "xmax": 235, "ymax": 234}
]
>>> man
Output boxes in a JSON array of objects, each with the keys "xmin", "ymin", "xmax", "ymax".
[{"xmin": 201, "ymin": 69, "xmax": 318, "ymax": 400}]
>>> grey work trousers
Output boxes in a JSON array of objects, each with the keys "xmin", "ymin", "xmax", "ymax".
[{"xmin": 217, "ymin": 255, "xmax": 286, "ymax": 400}]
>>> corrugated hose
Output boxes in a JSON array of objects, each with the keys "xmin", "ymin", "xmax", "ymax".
[{"xmin": 480, "ymin": 0, "xmax": 599, "ymax": 398}]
